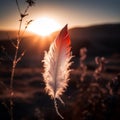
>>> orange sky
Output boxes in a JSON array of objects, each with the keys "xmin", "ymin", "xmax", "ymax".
[{"xmin": 0, "ymin": 0, "xmax": 120, "ymax": 30}]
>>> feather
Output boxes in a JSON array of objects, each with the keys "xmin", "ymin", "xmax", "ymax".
[{"xmin": 42, "ymin": 24, "xmax": 73, "ymax": 119}]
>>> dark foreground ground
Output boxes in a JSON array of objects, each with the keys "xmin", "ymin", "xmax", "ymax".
[{"xmin": 0, "ymin": 65, "xmax": 120, "ymax": 120}]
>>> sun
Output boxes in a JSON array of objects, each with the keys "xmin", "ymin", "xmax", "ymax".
[{"xmin": 28, "ymin": 17, "xmax": 61, "ymax": 36}]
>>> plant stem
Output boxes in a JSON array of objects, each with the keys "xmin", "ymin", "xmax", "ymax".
[
  {"xmin": 10, "ymin": 15, "xmax": 22, "ymax": 120},
  {"xmin": 9, "ymin": 1, "xmax": 32, "ymax": 119}
]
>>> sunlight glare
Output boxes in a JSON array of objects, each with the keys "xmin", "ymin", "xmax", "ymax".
[{"xmin": 28, "ymin": 17, "xmax": 61, "ymax": 36}]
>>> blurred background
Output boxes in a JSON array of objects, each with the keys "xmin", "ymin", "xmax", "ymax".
[{"xmin": 0, "ymin": 0, "xmax": 120, "ymax": 120}]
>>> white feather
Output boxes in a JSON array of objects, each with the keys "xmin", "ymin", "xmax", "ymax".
[{"xmin": 42, "ymin": 25, "xmax": 73, "ymax": 119}]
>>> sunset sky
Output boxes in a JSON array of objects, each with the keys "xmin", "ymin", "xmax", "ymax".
[{"xmin": 0, "ymin": 0, "xmax": 120, "ymax": 30}]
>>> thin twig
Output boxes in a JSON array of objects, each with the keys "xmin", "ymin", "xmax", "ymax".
[
  {"xmin": 15, "ymin": 0, "xmax": 21, "ymax": 15},
  {"xmin": 9, "ymin": 1, "xmax": 35, "ymax": 119},
  {"xmin": 16, "ymin": 50, "xmax": 26, "ymax": 63}
]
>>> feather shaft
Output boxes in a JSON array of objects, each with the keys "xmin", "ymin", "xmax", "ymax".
[{"xmin": 54, "ymin": 98, "xmax": 64, "ymax": 119}]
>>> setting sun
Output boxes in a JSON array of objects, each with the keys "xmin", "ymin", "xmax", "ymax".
[{"xmin": 28, "ymin": 17, "xmax": 61, "ymax": 36}]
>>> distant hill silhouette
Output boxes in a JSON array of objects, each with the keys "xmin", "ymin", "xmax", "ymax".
[{"xmin": 69, "ymin": 23, "xmax": 120, "ymax": 57}]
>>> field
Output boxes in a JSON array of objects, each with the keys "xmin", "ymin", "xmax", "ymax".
[{"xmin": 0, "ymin": 24, "xmax": 120, "ymax": 120}]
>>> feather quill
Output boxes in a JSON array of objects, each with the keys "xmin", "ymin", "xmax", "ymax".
[{"xmin": 42, "ymin": 25, "xmax": 72, "ymax": 119}]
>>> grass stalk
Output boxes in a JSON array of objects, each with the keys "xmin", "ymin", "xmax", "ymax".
[{"xmin": 9, "ymin": 0, "xmax": 35, "ymax": 119}]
